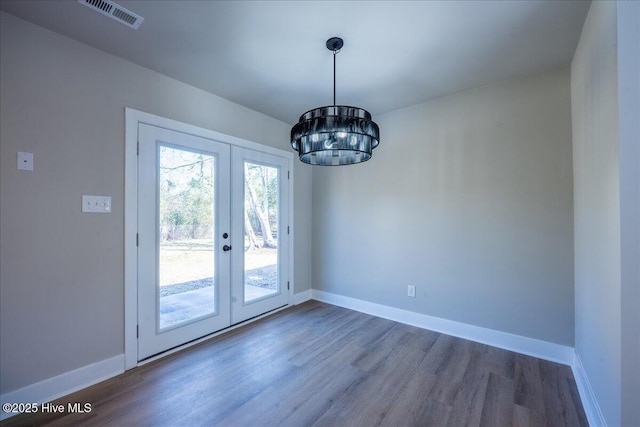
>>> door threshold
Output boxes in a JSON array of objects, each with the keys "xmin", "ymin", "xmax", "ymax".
[{"xmin": 137, "ymin": 304, "xmax": 289, "ymax": 366}]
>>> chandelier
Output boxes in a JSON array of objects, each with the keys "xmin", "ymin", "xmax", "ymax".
[{"xmin": 291, "ymin": 37, "xmax": 380, "ymax": 166}]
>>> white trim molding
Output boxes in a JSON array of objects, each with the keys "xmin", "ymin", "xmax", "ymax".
[
  {"xmin": 572, "ymin": 351, "xmax": 608, "ymax": 427},
  {"xmin": 0, "ymin": 291, "xmax": 599, "ymax": 423},
  {"xmin": 293, "ymin": 289, "xmax": 313, "ymax": 305},
  {"xmin": 124, "ymin": 108, "xmax": 139, "ymax": 370},
  {"xmin": 312, "ymin": 290, "xmax": 574, "ymax": 365},
  {"xmin": 0, "ymin": 355, "xmax": 124, "ymax": 421}
]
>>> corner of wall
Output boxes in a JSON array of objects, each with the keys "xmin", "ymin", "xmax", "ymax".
[
  {"xmin": 571, "ymin": 350, "xmax": 608, "ymax": 427},
  {"xmin": 312, "ymin": 290, "xmax": 574, "ymax": 365}
]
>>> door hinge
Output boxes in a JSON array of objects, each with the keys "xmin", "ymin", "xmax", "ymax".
[
  {"xmin": 136, "ymin": 325, "xmax": 139, "ymax": 338},
  {"xmin": 287, "ymin": 281, "xmax": 290, "ymax": 290},
  {"xmin": 137, "ymin": 142, "xmax": 139, "ymax": 156},
  {"xmin": 287, "ymin": 226, "xmax": 290, "ymax": 235},
  {"xmin": 136, "ymin": 233, "xmax": 139, "ymax": 247},
  {"xmin": 288, "ymin": 170, "xmax": 290, "ymax": 179}
]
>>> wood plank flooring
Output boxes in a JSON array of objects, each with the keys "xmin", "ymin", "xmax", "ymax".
[{"xmin": 1, "ymin": 301, "xmax": 588, "ymax": 427}]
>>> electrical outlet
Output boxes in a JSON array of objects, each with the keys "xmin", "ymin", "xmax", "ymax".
[
  {"xmin": 408, "ymin": 285, "xmax": 416, "ymax": 298},
  {"xmin": 17, "ymin": 152, "xmax": 34, "ymax": 171}
]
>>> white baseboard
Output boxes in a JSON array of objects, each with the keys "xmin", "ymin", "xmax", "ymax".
[
  {"xmin": 0, "ymin": 291, "xmax": 311, "ymax": 422},
  {"xmin": 572, "ymin": 351, "xmax": 607, "ymax": 427},
  {"xmin": 1, "ymin": 296, "xmax": 599, "ymax": 423},
  {"xmin": 293, "ymin": 289, "xmax": 312, "ymax": 305},
  {"xmin": 312, "ymin": 290, "xmax": 574, "ymax": 365},
  {"xmin": 0, "ymin": 354, "xmax": 124, "ymax": 421}
]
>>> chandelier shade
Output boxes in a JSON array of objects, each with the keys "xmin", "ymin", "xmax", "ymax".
[
  {"xmin": 291, "ymin": 106, "xmax": 380, "ymax": 166},
  {"xmin": 291, "ymin": 38, "xmax": 380, "ymax": 166}
]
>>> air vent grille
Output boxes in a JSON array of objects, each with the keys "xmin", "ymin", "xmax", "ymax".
[{"xmin": 77, "ymin": 0, "xmax": 144, "ymax": 30}]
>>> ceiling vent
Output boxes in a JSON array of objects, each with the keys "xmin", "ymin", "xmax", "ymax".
[{"xmin": 77, "ymin": 0, "xmax": 144, "ymax": 30}]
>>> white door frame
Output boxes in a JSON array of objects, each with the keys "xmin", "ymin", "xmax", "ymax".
[{"xmin": 124, "ymin": 108, "xmax": 294, "ymax": 370}]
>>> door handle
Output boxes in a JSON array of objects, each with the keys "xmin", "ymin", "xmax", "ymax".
[{"xmin": 223, "ymin": 245, "xmax": 232, "ymax": 252}]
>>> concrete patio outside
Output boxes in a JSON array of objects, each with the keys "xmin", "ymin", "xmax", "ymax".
[{"xmin": 159, "ymin": 284, "xmax": 275, "ymax": 329}]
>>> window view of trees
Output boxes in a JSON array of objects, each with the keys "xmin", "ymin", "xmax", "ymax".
[
  {"xmin": 244, "ymin": 162, "xmax": 278, "ymax": 251},
  {"xmin": 159, "ymin": 146, "xmax": 215, "ymax": 242},
  {"xmin": 157, "ymin": 148, "xmax": 279, "ymax": 319},
  {"xmin": 156, "ymin": 149, "xmax": 279, "ymax": 251},
  {"xmin": 158, "ymin": 146, "xmax": 217, "ymax": 329},
  {"xmin": 243, "ymin": 162, "xmax": 279, "ymax": 302}
]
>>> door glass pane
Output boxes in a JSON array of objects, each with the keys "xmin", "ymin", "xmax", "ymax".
[
  {"xmin": 158, "ymin": 145, "xmax": 216, "ymax": 329},
  {"xmin": 243, "ymin": 162, "xmax": 279, "ymax": 303}
]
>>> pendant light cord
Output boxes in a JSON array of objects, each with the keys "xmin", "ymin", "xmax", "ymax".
[{"xmin": 333, "ymin": 49, "xmax": 337, "ymax": 107}]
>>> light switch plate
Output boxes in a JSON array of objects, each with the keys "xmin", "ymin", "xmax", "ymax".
[
  {"xmin": 17, "ymin": 152, "xmax": 34, "ymax": 171},
  {"xmin": 82, "ymin": 195, "xmax": 111, "ymax": 213}
]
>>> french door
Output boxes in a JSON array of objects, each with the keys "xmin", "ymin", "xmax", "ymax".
[
  {"xmin": 231, "ymin": 148, "xmax": 289, "ymax": 323},
  {"xmin": 137, "ymin": 124, "xmax": 289, "ymax": 360}
]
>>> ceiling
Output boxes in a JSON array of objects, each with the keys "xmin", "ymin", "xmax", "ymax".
[{"xmin": 0, "ymin": 0, "xmax": 590, "ymax": 124}]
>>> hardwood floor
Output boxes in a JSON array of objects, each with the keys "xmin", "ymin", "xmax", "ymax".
[{"xmin": 2, "ymin": 301, "xmax": 588, "ymax": 426}]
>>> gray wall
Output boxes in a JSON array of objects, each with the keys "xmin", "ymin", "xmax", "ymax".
[
  {"xmin": 617, "ymin": 2, "xmax": 640, "ymax": 425},
  {"xmin": 571, "ymin": 2, "xmax": 621, "ymax": 425},
  {"xmin": 312, "ymin": 68, "xmax": 575, "ymax": 345},
  {"xmin": 572, "ymin": 1, "xmax": 640, "ymax": 426},
  {"xmin": 0, "ymin": 12, "xmax": 312, "ymax": 394}
]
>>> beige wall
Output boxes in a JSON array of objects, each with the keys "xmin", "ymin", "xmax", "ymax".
[
  {"xmin": 312, "ymin": 68, "xmax": 575, "ymax": 345},
  {"xmin": 0, "ymin": 12, "xmax": 312, "ymax": 394}
]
